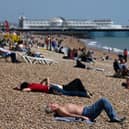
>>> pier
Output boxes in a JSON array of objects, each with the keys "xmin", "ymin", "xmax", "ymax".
[
  {"xmin": 2, "ymin": 17, "xmax": 129, "ymax": 38},
  {"xmin": 16, "ymin": 17, "xmax": 129, "ymax": 38}
]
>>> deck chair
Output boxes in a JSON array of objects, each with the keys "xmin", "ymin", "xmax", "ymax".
[
  {"xmin": 24, "ymin": 55, "xmax": 57, "ymax": 65},
  {"xmin": 18, "ymin": 53, "xmax": 57, "ymax": 65}
]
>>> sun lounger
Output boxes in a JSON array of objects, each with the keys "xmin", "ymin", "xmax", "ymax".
[
  {"xmin": 17, "ymin": 53, "xmax": 57, "ymax": 65},
  {"xmin": 24, "ymin": 55, "xmax": 57, "ymax": 65}
]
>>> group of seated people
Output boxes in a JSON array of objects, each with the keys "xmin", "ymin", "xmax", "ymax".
[
  {"xmin": 62, "ymin": 47, "xmax": 95, "ymax": 63},
  {"xmin": 113, "ymin": 54, "xmax": 129, "ymax": 76},
  {"xmin": 0, "ymin": 43, "xmax": 45, "ymax": 63},
  {"xmin": 78, "ymin": 48, "xmax": 95, "ymax": 63}
]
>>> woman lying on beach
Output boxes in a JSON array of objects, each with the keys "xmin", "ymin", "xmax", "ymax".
[{"xmin": 15, "ymin": 78, "xmax": 92, "ymax": 98}]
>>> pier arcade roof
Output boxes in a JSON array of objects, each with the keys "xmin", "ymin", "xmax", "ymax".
[{"xmin": 49, "ymin": 17, "xmax": 65, "ymax": 26}]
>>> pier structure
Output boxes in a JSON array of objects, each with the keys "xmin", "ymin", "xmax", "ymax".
[{"xmin": 3, "ymin": 17, "xmax": 129, "ymax": 38}]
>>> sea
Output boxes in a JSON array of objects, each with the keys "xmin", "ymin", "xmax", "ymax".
[{"xmin": 81, "ymin": 33, "xmax": 129, "ymax": 54}]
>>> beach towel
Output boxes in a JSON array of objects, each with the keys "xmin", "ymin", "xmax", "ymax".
[{"xmin": 54, "ymin": 116, "xmax": 94, "ymax": 124}]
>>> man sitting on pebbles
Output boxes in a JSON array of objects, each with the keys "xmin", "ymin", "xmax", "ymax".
[{"xmin": 14, "ymin": 78, "xmax": 92, "ymax": 98}]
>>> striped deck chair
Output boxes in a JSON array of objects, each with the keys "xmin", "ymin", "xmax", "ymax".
[{"xmin": 18, "ymin": 53, "xmax": 57, "ymax": 65}]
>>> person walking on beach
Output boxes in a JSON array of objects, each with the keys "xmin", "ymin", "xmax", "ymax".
[
  {"xmin": 45, "ymin": 98, "xmax": 126, "ymax": 123},
  {"xmin": 123, "ymin": 48, "xmax": 128, "ymax": 62},
  {"xmin": 45, "ymin": 36, "xmax": 49, "ymax": 50}
]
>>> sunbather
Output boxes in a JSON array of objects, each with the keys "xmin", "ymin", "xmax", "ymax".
[
  {"xmin": 45, "ymin": 98, "xmax": 126, "ymax": 123},
  {"xmin": 15, "ymin": 78, "xmax": 91, "ymax": 98},
  {"xmin": 27, "ymin": 50, "xmax": 45, "ymax": 58}
]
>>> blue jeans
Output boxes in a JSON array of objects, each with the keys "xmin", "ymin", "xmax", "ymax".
[
  {"xmin": 82, "ymin": 98, "xmax": 117, "ymax": 121},
  {"xmin": 1, "ymin": 53, "xmax": 10, "ymax": 57},
  {"xmin": 2, "ymin": 52, "xmax": 17, "ymax": 62},
  {"xmin": 49, "ymin": 86, "xmax": 87, "ymax": 97}
]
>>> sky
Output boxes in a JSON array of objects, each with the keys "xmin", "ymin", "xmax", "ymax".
[{"xmin": 0, "ymin": 0, "xmax": 129, "ymax": 25}]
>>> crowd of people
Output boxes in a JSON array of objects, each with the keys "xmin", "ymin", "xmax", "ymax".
[
  {"xmin": 0, "ymin": 33, "xmax": 65, "ymax": 62},
  {"xmin": 62, "ymin": 47, "xmax": 96, "ymax": 63},
  {"xmin": 0, "ymin": 32, "xmax": 128, "ymax": 125}
]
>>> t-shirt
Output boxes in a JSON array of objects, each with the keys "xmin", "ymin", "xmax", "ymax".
[{"xmin": 28, "ymin": 83, "xmax": 49, "ymax": 92}]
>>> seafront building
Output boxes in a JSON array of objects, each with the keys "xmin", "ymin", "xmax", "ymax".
[{"xmin": 18, "ymin": 16, "xmax": 122, "ymax": 30}]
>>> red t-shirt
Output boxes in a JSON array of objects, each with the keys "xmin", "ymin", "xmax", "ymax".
[{"xmin": 28, "ymin": 83, "xmax": 49, "ymax": 92}]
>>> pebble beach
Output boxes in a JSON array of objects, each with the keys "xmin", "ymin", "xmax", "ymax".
[{"xmin": 0, "ymin": 35, "xmax": 129, "ymax": 129}]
